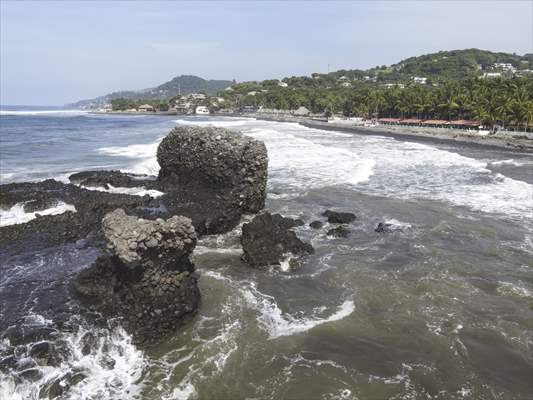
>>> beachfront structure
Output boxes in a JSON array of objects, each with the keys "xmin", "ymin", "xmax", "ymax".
[
  {"xmin": 293, "ymin": 106, "xmax": 311, "ymax": 116},
  {"xmin": 138, "ymin": 104, "xmax": 155, "ymax": 112},
  {"xmin": 378, "ymin": 118, "xmax": 480, "ymax": 130}
]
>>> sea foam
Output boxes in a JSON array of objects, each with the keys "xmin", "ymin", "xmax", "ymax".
[{"xmin": 0, "ymin": 202, "xmax": 76, "ymax": 227}]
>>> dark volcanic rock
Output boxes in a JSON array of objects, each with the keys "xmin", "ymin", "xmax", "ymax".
[
  {"xmin": 241, "ymin": 212, "xmax": 314, "ymax": 267},
  {"xmin": 309, "ymin": 220, "xmax": 323, "ymax": 229},
  {"xmin": 327, "ymin": 225, "xmax": 351, "ymax": 238},
  {"xmin": 157, "ymin": 125, "xmax": 268, "ymax": 234},
  {"xmin": 73, "ymin": 209, "xmax": 200, "ymax": 343},
  {"xmin": 69, "ymin": 170, "xmax": 158, "ymax": 190},
  {"xmin": 322, "ymin": 210, "xmax": 356, "ymax": 224},
  {"xmin": 0, "ymin": 179, "xmax": 150, "ymax": 247}
]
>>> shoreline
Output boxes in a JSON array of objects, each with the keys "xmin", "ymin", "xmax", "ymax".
[
  {"xmin": 234, "ymin": 113, "xmax": 533, "ymax": 153},
  {"xmin": 91, "ymin": 110, "xmax": 533, "ymax": 153}
]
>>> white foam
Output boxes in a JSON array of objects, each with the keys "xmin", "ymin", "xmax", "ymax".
[
  {"xmin": 0, "ymin": 321, "xmax": 144, "ymax": 400},
  {"xmin": 81, "ymin": 184, "xmax": 164, "ymax": 198},
  {"xmin": 0, "ymin": 109, "xmax": 88, "ymax": 116},
  {"xmin": 242, "ymin": 283, "xmax": 354, "ymax": 338},
  {"xmin": 246, "ymin": 127, "xmax": 375, "ymax": 191},
  {"xmin": 98, "ymin": 139, "xmax": 163, "ymax": 175},
  {"xmin": 174, "ymin": 117, "xmax": 254, "ymax": 127},
  {"xmin": 0, "ymin": 202, "xmax": 76, "ymax": 227}
]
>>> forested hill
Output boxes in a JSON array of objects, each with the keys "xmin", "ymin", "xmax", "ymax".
[
  {"xmin": 68, "ymin": 75, "xmax": 233, "ymax": 109},
  {"xmin": 307, "ymin": 49, "xmax": 533, "ymax": 85}
]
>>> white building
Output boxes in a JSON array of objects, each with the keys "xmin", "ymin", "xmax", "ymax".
[
  {"xmin": 413, "ymin": 77, "xmax": 427, "ymax": 84},
  {"xmin": 278, "ymin": 81, "xmax": 288, "ymax": 87},
  {"xmin": 195, "ymin": 106, "xmax": 210, "ymax": 115},
  {"xmin": 483, "ymin": 72, "xmax": 502, "ymax": 79}
]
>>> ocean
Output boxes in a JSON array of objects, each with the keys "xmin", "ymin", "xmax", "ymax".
[{"xmin": 1, "ymin": 107, "xmax": 532, "ymax": 399}]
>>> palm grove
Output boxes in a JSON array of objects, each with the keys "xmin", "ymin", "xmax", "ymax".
[{"xmin": 220, "ymin": 77, "xmax": 533, "ymax": 131}]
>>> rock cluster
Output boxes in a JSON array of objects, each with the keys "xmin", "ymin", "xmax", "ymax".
[
  {"xmin": 73, "ymin": 209, "xmax": 200, "ymax": 343},
  {"xmin": 241, "ymin": 212, "xmax": 313, "ymax": 267}
]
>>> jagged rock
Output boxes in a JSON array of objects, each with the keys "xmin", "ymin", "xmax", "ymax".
[
  {"xmin": 327, "ymin": 225, "xmax": 351, "ymax": 238},
  {"xmin": 101, "ymin": 208, "xmax": 196, "ymax": 270},
  {"xmin": 322, "ymin": 210, "xmax": 356, "ymax": 224},
  {"xmin": 241, "ymin": 212, "xmax": 314, "ymax": 267},
  {"xmin": 309, "ymin": 220, "xmax": 323, "ymax": 229},
  {"xmin": 73, "ymin": 209, "xmax": 200, "ymax": 343},
  {"xmin": 157, "ymin": 125, "xmax": 268, "ymax": 234}
]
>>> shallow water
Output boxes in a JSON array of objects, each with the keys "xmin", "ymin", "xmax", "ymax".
[{"xmin": 1, "ymin": 110, "xmax": 532, "ymax": 399}]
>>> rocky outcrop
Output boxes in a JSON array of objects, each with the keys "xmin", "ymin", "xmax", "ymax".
[
  {"xmin": 157, "ymin": 125, "xmax": 268, "ymax": 234},
  {"xmin": 322, "ymin": 210, "xmax": 356, "ymax": 224},
  {"xmin": 241, "ymin": 212, "xmax": 313, "ymax": 267},
  {"xmin": 73, "ymin": 209, "xmax": 200, "ymax": 343}
]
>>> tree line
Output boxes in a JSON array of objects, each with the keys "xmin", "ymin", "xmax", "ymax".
[{"xmin": 220, "ymin": 77, "xmax": 533, "ymax": 130}]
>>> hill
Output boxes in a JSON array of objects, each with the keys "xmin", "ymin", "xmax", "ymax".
[
  {"xmin": 68, "ymin": 75, "xmax": 233, "ymax": 109},
  {"xmin": 304, "ymin": 49, "xmax": 533, "ymax": 86}
]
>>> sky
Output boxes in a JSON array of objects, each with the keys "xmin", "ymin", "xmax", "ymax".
[{"xmin": 1, "ymin": 0, "xmax": 532, "ymax": 106}]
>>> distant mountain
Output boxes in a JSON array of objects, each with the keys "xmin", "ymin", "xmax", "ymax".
[{"xmin": 68, "ymin": 75, "xmax": 233, "ymax": 109}]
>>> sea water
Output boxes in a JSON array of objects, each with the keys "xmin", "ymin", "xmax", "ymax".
[{"xmin": 1, "ymin": 107, "xmax": 532, "ymax": 399}]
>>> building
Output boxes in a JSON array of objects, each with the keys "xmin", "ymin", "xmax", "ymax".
[
  {"xmin": 278, "ymin": 81, "xmax": 288, "ymax": 87},
  {"xmin": 293, "ymin": 106, "xmax": 310, "ymax": 116},
  {"xmin": 195, "ymin": 106, "xmax": 210, "ymax": 115},
  {"xmin": 413, "ymin": 77, "xmax": 427, "ymax": 84},
  {"xmin": 483, "ymin": 72, "xmax": 502, "ymax": 79},
  {"xmin": 493, "ymin": 62, "xmax": 516, "ymax": 72},
  {"xmin": 341, "ymin": 82, "xmax": 351, "ymax": 88},
  {"xmin": 138, "ymin": 104, "xmax": 155, "ymax": 112}
]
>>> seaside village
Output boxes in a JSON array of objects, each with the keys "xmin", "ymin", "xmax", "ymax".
[{"xmin": 97, "ymin": 60, "xmax": 533, "ymax": 136}]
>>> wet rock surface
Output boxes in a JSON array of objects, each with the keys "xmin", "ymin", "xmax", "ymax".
[
  {"xmin": 73, "ymin": 209, "xmax": 200, "ymax": 343},
  {"xmin": 309, "ymin": 220, "xmax": 323, "ymax": 229},
  {"xmin": 322, "ymin": 210, "xmax": 357, "ymax": 224},
  {"xmin": 0, "ymin": 179, "xmax": 150, "ymax": 248},
  {"xmin": 241, "ymin": 212, "xmax": 314, "ymax": 267},
  {"xmin": 327, "ymin": 225, "xmax": 351, "ymax": 238},
  {"xmin": 69, "ymin": 170, "xmax": 159, "ymax": 190}
]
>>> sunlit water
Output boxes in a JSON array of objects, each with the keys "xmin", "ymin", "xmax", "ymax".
[{"xmin": 1, "ymin": 109, "xmax": 532, "ymax": 399}]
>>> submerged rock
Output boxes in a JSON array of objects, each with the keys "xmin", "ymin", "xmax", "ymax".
[
  {"xmin": 73, "ymin": 209, "xmax": 200, "ymax": 343},
  {"xmin": 327, "ymin": 225, "xmax": 351, "ymax": 238},
  {"xmin": 241, "ymin": 212, "xmax": 314, "ymax": 267},
  {"xmin": 322, "ymin": 210, "xmax": 356, "ymax": 224},
  {"xmin": 157, "ymin": 125, "xmax": 268, "ymax": 234},
  {"xmin": 309, "ymin": 220, "xmax": 323, "ymax": 229}
]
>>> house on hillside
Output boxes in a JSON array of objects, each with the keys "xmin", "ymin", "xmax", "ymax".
[
  {"xmin": 278, "ymin": 81, "xmax": 288, "ymax": 87},
  {"xmin": 413, "ymin": 77, "xmax": 427, "ymax": 84}
]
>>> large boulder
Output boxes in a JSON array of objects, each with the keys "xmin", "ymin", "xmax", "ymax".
[
  {"xmin": 241, "ymin": 212, "xmax": 313, "ymax": 267},
  {"xmin": 157, "ymin": 125, "xmax": 268, "ymax": 233},
  {"xmin": 73, "ymin": 209, "xmax": 200, "ymax": 343}
]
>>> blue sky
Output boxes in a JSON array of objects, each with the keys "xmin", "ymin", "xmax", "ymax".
[{"xmin": 1, "ymin": 1, "xmax": 532, "ymax": 106}]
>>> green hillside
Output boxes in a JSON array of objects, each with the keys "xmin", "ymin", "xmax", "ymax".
[{"xmin": 68, "ymin": 75, "xmax": 233, "ymax": 109}]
